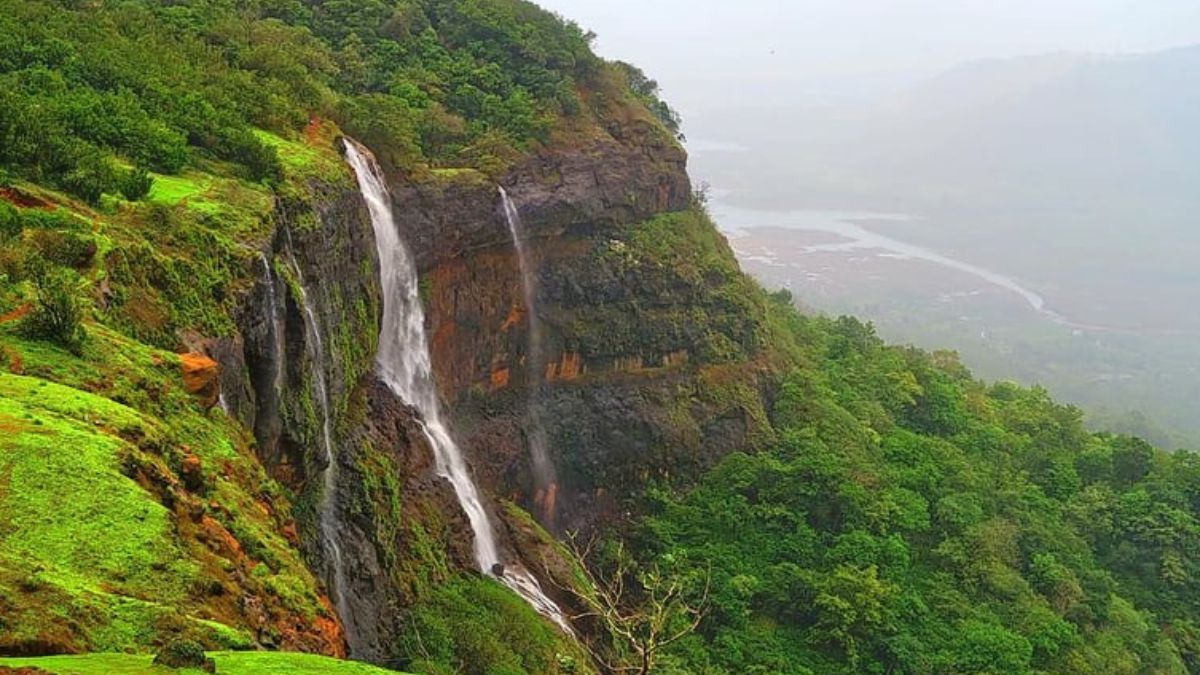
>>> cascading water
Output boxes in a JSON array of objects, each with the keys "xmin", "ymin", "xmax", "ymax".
[
  {"xmin": 259, "ymin": 253, "xmax": 286, "ymax": 396},
  {"xmin": 499, "ymin": 187, "xmax": 559, "ymax": 527},
  {"xmin": 343, "ymin": 139, "xmax": 571, "ymax": 634},
  {"xmin": 280, "ymin": 243, "xmax": 354, "ymax": 646}
]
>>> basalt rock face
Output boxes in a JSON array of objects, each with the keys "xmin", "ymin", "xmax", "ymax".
[
  {"xmin": 393, "ymin": 121, "xmax": 776, "ymax": 533},
  {"xmin": 209, "ymin": 118, "xmax": 773, "ymax": 661},
  {"xmin": 212, "ymin": 172, "xmax": 395, "ymax": 657}
]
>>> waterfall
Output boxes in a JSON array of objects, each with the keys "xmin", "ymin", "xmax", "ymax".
[
  {"xmin": 280, "ymin": 242, "xmax": 354, "ymax": 646},
  {"xmin": 499, "ymin": 187, "xmax": 559, "ymax": 527},
  {"xmin": 343, "ymin": 140, "xmax": 571, "ymax": 634},
  {"xmin": 259, "ymin": 253, "xmax": 286, "ymax": 396}
]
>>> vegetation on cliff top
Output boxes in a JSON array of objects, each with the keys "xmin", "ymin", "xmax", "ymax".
[{"xmin": 0, "ymin": 0, "xmax": 679, "ymax": 204}]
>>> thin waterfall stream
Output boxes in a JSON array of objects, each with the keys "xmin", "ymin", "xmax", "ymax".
[
  {"xmin": 280, "ymin": 241, "xmax": 353, "ymax": 646},
  {"xmin": 343, "ymin": 139, "xmax": 571, "ymax": 633},
  {"xmin": 259, "ymin": 252, "xmax": 286, "ymax": 396},
  {"xmin": 499, "ymin": 187, "xmax": 559, "ymax": 527}
]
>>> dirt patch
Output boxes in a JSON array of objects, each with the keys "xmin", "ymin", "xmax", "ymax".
[
  {"xmin": 0, "ymin": 187, "xmax": 53, "ymax": 210},
  {"xmin": 0, "ymin": 304, "xmax": 31, "ymax": 324}
]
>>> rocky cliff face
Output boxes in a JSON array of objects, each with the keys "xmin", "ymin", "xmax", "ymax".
[
  {"xmin": 212, "ymin": 117, "xmax": 778, "ymax": 663},
  {"xmin": 391, "ymin": 120, "xmax": 776, "ymax": 533}
]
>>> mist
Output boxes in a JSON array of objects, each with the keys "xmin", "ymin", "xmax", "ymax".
[
  {"xmin": 540, "ymin": 0, "xmax": 1200, "ymax": 446},
  {"xmin": 540, "ymin": 0, "xmax": 1200, "ymax": 111}
]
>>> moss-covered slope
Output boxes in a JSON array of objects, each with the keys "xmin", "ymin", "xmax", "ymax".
[{"xmin": 0, "ymin": 651, "xmax": 406, "ymax": 674}]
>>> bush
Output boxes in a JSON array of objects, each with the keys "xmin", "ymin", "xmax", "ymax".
[
  {"xmin": 0, "ymin": 201, "xmax": 20, "ymax": 241},
  {"xmin": 28, "ymin": 229, "xmax": 96, "ymax": 268},
  {"xmin": 120, "ymin": 167, "xmax": 154, "ymax": 201},
  {"xmin": 60, "ymin": 147, "xmax": 120, "ymax": 204},
  {"xmin": 214, "ymin": 127, "xmax": 281, "ymax": 182},
  {"xmin": 152, "ymin": 638, "xmax": 216, "ymax": 673},
  {"xmin": 20, "ymin": 262, "xmax": 87, "ymax": 354}
]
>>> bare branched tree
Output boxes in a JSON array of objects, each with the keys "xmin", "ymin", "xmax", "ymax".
[{"xmin": 550, "ymin": 534, "xmax": 710, "ymax": 674}]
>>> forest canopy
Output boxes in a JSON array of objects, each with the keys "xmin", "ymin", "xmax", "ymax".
[
  {"xmin": 0, "ymin": 0, "xmax": 677, "ymax": 203},
  {"xmin": 631, "ymin": 299, "xmax": 1200, "ymax": 674}
]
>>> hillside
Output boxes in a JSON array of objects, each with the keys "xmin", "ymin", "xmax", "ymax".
[{"xmin": 1, "ymin": 2, "xmax": 1199, "ymax": 675}]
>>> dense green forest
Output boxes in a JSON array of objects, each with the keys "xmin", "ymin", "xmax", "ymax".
[
  {"xmin": 0, "ymin": 0, "xmax": 678, "ymax": 202},
  {"xmin": 629, "ymin": 291, "xmax": 1200, "ymax": 673}
]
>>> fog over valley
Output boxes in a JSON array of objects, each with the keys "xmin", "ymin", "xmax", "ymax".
[{"xmin": 542, "ymin": 0, "xmax": 1200, "ymax": 446}]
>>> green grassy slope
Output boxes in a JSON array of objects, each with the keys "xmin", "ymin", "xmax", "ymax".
[
  {"xmin": 0, "ymin": 123, "xmax": 358, "ymax": 654},
  {"xmin": 0, "ymin": 651, "xmax": 406, "ymax": 674}
]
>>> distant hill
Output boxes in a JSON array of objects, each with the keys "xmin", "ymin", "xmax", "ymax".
[{"xmin": 688, "ymin": 45, "xmax": 1200, "ymax": 444}]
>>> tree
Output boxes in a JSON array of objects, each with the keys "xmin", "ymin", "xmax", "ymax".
[
  {"xmin": 21, "ymin": 261, "xmax": 87, "ymax": 354},
  {"xmin": 555, "ymin": 536, "xmax": 709, "ymax": 674},
  {"xmin": 120, "ymin": 167, "xmax": 154, "ymax": 201}
]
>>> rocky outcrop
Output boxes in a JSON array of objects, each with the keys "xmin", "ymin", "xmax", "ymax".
[
  {"xmin": 179, "ymin": 353, "xmax": 220, "ymax": 407},
  {"xmin": 205, "ymin": 168, "xmax": 386, "ymax": 657}
]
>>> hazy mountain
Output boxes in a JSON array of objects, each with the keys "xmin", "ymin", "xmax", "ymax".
[{"xmin": 689, "ymin": 45, "xmax": 1200, "ymax": 444}]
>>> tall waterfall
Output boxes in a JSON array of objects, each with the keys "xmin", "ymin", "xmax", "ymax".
[
  {"xmin": 343, "ymin": 140, "xmax": 571, "ymax": 633},
  {"xmin": 280, "ymin": 242, "xmax": 353, "ymax": 645},
  {"xmin": 499, "ymin": 187, "xmax": 559, "ymax": 527}
]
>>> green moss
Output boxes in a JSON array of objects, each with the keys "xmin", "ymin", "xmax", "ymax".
[
  {"xmin": 146, "ymin": 173, "xmax": 211, "ymax": 205},
  {"xmin": 398, "ymin": 576, "xmax": 592, "ymax": 675},
  {"xmin": 253, "ymin": 130, "xmax": 346, "ymax": 183},
  {"xmin": 0, "ymin": 652, "xmax": 407, "ymax": 674},
  {"xmin": 0, "ymin": 323, "xmax": 326, "ymax": 651}
]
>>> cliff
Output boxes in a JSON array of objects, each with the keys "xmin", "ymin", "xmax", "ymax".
[{"xmin": 0, "ymin": 1, "xmax": 785, "ymax": 670}]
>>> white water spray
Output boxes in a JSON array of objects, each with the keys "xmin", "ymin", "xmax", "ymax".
[
  {"xmin": 499, "ymin": 187, "xmax": 559, "ymax": 527},
  {"xmin": 281, "ymin": 243, "xmax": 352, "ymax": 642},
  {"xmin": 344, "ymin": 140, "xmax": 571, "ymax": 633}
]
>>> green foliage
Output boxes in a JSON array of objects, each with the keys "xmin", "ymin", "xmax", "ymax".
[
  {"xmin": 638, "ymin": 311, "xmax": 1198, "ymax": 674},
  {"xmin": 614, "ymin": 61, "xmax": 683, "ymax": 139},
  {"xmin": 20, "ymin": 263, "xmax": 87, "ymax": 353},
  {"xmin": 152, "ymin": 638, "xmax": 214, "ymax": 671},
  {"xmin": 0, "ymin": 201, "xmax": 20, "ymax": 240},
  {"xmin": 396, "ymin": 576, "xmax": 588, "ymax": 674},
  {"xmin": 120, "ymin": 167, "xmax": 155, "ymax": 202},
  {"xmin": 0, "ymin": 651, "xmax": 408, "ymax": 674},
  {"xmin": 0, "ymin": 0, "xmax": 670, "ymax": 196}
]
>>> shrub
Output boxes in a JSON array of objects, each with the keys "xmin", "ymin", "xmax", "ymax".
[
  {"xmin": 152, "ymin": 638, "xmax": 216, "ymax": 673},
  {"xmin": 60, "ymin": 147, "xmax": 120, "ymax": 204},
  {"xmin": 120, "ymin": 167, "xmax": 154, "ymax": 201},
  {"xmin": 20, "ymin": 262, "xmax": 87, "ymax": 354},
  {"xmin": 214, "ymin": 127, "xmax": 282, "ymax": 182},
  {"xmin": 0, "ymin": 201, "xmax": 19, "ymax": 240},
  {"xmin": 28, "ymin": 229, "xmax": 96, "ymax": 268}
]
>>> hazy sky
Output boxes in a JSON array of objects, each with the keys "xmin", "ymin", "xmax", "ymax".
[{"xmin": 537, "ymin": 0, "xmax": 1200, "ymax": 114}]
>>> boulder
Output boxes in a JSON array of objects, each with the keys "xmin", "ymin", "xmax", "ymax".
[{"xmin": 180, "ymin": 353, "xmax": 220, "ymax": 408}]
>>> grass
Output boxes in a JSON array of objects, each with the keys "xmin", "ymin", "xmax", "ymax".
[
  {"xmin": 0, "ymin": 375, "xmax": 187, "ymax": 597},
  {"xmin": 253, "ymin": 128, "xmax": 347, "ymax": 183},
  {"xmin": 0, "ymin": 325, "xmax": 326, "ymax": 652},
  {"xmin": 0, "ymin": 651, "xmax": 407, "ymax": 674},
  {"xmin": 146, "ymin": 173, "xmax": 212, "ymax": 206}
]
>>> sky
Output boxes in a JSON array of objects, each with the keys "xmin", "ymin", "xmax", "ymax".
[{"xmin": 536, "ymin": 0, "xmax": 1200, "ymax": 115}]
